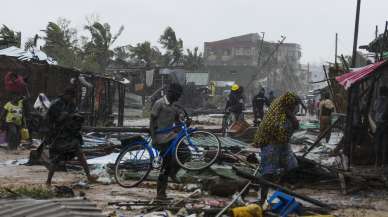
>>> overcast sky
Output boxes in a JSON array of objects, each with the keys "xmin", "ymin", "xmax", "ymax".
[{"xmin": 1, "ymin": 0, "xmax": 387, "ymax": 64}]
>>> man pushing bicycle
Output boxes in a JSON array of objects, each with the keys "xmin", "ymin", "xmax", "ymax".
[{"xmin": 150, "ymin": 83, "xmax": 190, "ymax": 200}]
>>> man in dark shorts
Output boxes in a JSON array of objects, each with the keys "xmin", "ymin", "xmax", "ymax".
[{"xmin": 45, "ymin": 88, "xmax": 97, "ymax": 186}]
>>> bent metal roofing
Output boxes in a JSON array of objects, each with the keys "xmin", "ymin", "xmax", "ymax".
[
  {"xmin": 336, "ymin": 60, "xmax": 388, "ymax": 89},
  {"xmin": 0, "ymin": 197, "xmax": 106, "ymax": 217},
  {"xmin": 0, "ymin": 46, "xmax": 57, "ymax": 64}
]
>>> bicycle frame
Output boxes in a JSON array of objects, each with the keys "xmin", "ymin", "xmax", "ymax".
[
  {"xmin": 158, "ymin": 122, "xmax": 197, "ymax": 159},
  {"xmin": 125, "ymin": 122, "xmax": 197, "ymax": 163}
]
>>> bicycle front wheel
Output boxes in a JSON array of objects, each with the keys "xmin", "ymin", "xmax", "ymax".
[
  {"xmin": 114, "ymin": 143, "xmax": 152, "ymax": 188},
  {"xmin": 175, "ymin": 131, "xmax": 221, "ymax": 171}
]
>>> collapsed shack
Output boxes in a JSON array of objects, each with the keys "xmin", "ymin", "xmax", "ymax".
[
  {"xmin": 107, "ymin": 61, "xmax": 212, "ymax": 112},
  {"xmin": 0, "ymin": 55, "xmax": 129, "ymax": 127},
  {"xmin": 336, "ymin": 60, "xmax": 388, "ymax": 165}
]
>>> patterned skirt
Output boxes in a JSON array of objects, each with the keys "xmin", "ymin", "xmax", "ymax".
[{"xmin": 260, "ymin": 144, "xmax": 298, "ymax": 175}]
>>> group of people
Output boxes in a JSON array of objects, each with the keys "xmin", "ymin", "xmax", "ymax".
[
  {"xmin": 0, "ymin": 71, "xmax": 96, "ymax": 185},
  {"xmin": 150, "ymin": 83, "xmax": 295, "ymax": 201},
  {"xmin": 224, "ymin": 84, "xmax": 276, "ymax": 127},
  {"xmin": 1, "ymin": 71, "xmax": 28, "ymax": 151},
  {"xmin": 2, "ymin": 72, "xmax": 386, "ymax": 204}
]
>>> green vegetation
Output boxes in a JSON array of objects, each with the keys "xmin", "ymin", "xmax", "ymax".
[
  {"xmin": 1, "ymin": 18, "xmax": 204, "ymax": 73},
  {"xmin": 0, "ymin": 25, "xmax": 21, "ymax": 47}
]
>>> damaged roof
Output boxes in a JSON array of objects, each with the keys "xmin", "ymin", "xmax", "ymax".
[
  {"xmin": 336, "ymin": 60, "xmax": 388, "ymax": 89},
  {"xmin": 0, "ymin": 46, "xmax": 57, "ymax": 64}
]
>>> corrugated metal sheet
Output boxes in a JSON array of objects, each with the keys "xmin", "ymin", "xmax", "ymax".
[
  {"xmin": 219, "ymin": 137, "xmax": 248, "ymax": 148},
  {"xmin": 336, "ymin": 59, "xmax": 388, "ymax": 89},
  {"xmin": 186, "ymin": 72, "xmax": 209, "ymax": 86},
  {"xmin": 0, "ymin": 46, "xmax": 57, "ymax": 64},
  {"xmin": 0, "ymin": 197, "xmax": 106, "ymax": 217}
]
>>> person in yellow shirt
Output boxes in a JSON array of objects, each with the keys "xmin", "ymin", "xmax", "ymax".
[{"xmin": 1, "ymin": 94, "xmax": 24, "ymax": 150}]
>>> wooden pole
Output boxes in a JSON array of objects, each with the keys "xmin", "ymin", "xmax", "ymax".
[
  {"xmin": 341, "ymin": 54, "xmax": 350, "ymax": 71},
  {"xmin": 335, "ymin": 33, "xmax": 338, "ymax": 67},
  {"xmin": 380, "ymin": 21, "xmax": 388, "ymax": 61},
  {"xmin": 118, "ymin": 85, "xmax": 125, "ymax": 127},
  {"xmin": 323, "ymin": 65, "xmax": 338, "ymax": 109},
  {"xmin": 351, "ymin": 0, "xmax": 362, "ymax": 68},
  {"xmin": 247, "ymin": 36, "xmax": 286, "ymax": 89},
  {"xmin": 257, "ymin": 32, "xmax": 265, "ymax": 68},
  {"xmin": 215, "ymin": 166, "xmax": 261, "ymax": 217},
  {"xmin": 303, "ymin": 118, "xmax": 341, "ymax": 157},
  {"xmin": 375, "ymin": 25, "xmax": 379, "ymax": 62}
]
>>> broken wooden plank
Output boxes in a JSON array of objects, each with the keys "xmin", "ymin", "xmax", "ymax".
[
  {"xmin": 303, "ymin": 118, "xmax": 341, "ymax": 157},
  {"xmin": 81, "ymin": 126, "xmax": 223, "ymax": 134},
  {"xmin": 338, "ymin": 172, "xmax": 347, "ymax": 195}
]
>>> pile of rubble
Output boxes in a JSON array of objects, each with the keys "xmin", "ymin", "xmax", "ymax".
[{"xmin": 7, "ymin": 114, "xmax": 386, "ymax": 216}]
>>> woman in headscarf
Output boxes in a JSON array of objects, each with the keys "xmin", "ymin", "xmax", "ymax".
[{"xmin": 253, "ymin": 92, "xmax": 300, "ymax": 204}]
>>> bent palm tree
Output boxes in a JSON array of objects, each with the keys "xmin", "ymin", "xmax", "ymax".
[{"xmin": 84, "ymin": 22, "xmax": 124, "ymax": 72}]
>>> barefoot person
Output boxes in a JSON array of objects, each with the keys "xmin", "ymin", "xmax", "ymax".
[
  {"xmin": 253, "ymin": 92, "xmax": 300, "ymax": 204},
  {"xmin": 45, "ymin": 87, "xmax": 97, "ymax": 185}
]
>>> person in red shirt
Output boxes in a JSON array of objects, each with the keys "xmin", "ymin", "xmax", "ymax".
[{"xmin": 4, "ymin": 71, "xmax": 27, "ymax": 95}]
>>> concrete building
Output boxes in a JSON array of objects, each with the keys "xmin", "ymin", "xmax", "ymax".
[
  {"xmin": 204, "ymin": 33, "xmax": 261, "ymax": 66},
  {"xmin": 204, "ymin": 33, "xmax": 303, "ymax": 96}
]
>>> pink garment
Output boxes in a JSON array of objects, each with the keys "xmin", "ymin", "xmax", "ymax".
[{"xmin": 4, "ymin": 72, "xmax": 26, "ymax": 94}]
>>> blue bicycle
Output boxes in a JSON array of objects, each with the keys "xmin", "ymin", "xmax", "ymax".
[{"xmin": 114, "ymin": 110, "xmax": 221, "ymax": 188}]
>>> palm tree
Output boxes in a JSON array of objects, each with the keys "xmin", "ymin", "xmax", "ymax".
[
  {"xmin": 184, "ymin": 47, "xmax": 204, "ymax": 70},
  {"xmin": 83, "ymin": 22, "xmax": 124, "ymax": 73},
  {"xmin": 0, "ymin": 25, "xmax": 21, "ymax": 48},
  {"xmin": 114, "ymin": 45, "xmax": 131, "ymax": 61},
  {"xmin": 130, "ymin": 41, "xmax": 162, "ymax": 66},
  {"xmin": 159, "ymin": 26, "xmax": 183, "ymax": 66},
  {"xmin": 41, "ymin": 19, "xmax": 80, "ymax": 67}
]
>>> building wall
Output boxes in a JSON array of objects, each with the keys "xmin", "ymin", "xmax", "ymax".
[
  {"xmin": 204, "ymin": 33, "xmax": 303, "ymax": 95},
  {"xmin": 204, "ymin": 33, "xmax": 261, "ymax": 66}
]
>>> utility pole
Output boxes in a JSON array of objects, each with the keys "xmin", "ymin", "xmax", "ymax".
[
  {"xmin": 307, "ymin": 63, "xmax": 311, "ymax": 90},
  {"xmin": 380, "ymin": 21, "xmax": 388, "ymax": 61},
  {"xmin": 257, "ymin": 32, "xmax": 265, "ymax": 68},
  {"xmin": 351, "ymin": 0, "xmax": 362, "ymax": 68},
  {"xmin": 247, "ymin": 36, "xmax": 286, "ymax": 89},
  {"xmin": 335, "ymin": 33, "xmax": 338, "ymax": 67},
  {"xmin": 375, "ymin": 25, "xmax": 379, "ymax": 62}
]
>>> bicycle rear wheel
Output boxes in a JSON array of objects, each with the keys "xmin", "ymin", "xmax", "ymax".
[
  {"xmin": 114, "ymin": 143, "xmax": 152, "ymax": 188},
  {"xmin": 175, "ymin": 131, "xmax": 221, "ymax": 171}
]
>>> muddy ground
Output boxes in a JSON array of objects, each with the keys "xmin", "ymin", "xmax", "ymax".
[
  {"xmin": 1, "ymin": 114, "xmax": 388, "ymax": 216},
  {"xmin": 1, "ymin": 148, "xmax": 388, "ymax": 216}
]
